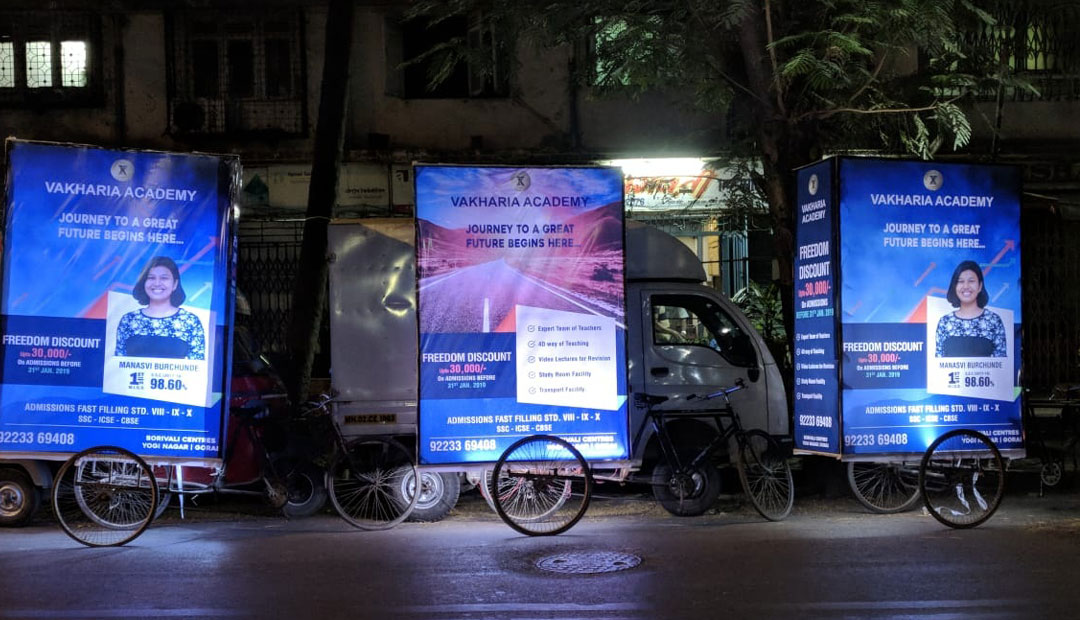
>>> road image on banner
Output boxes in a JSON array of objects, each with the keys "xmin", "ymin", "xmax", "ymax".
[
  {"xmin": 0, "ymin": 140, "xmax": 236, "ymax": 461},
  {"xmin": 838, "ymin": 159, "xmax": 1022, "ymax": 455},
  {"xmin": 415, "ymin": 166, "xmax": 628, "ymax": 465}
]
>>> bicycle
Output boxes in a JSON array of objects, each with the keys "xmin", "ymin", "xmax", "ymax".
[
  {"xmin": 298, "ymin": 395, "xmax": 419, "ymax": 530},
  {"xmin": 490, "ymin": 379, "xmax": 795, "ymax": 536}
]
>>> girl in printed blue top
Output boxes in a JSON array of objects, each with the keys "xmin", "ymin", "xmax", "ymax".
[
  {"xmin": 116, "ymin": 256, "xmax": 206, "ymax": 360},
  {"xmin": 934, "ymin": 260, "xmax": 1007, "ymax": 357}
]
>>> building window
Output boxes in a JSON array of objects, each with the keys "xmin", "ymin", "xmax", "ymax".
[
  {"xmin": 931, "ymin": 2, "xmax": 1080, "ymax": 101},
  {"xmin": 0, "ymin": 12, "xmax": 101, "ymax": 106},
  {"xmin": 387, "ymin": 12, "xmax": 509, "ymax": 99},
  {"xmin": 168, "ymin": 11, "xmax": 306, "ymax": 135}
]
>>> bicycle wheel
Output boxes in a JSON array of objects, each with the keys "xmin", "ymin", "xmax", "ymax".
[
  {"xmin": 491, "ymin": 435, "xmax": 591, "ymax": 536},
  {"xmin": 847, "ymin": 461, "xmax": 922, "ymax": 513},
  {"xmin": 52, "ymin": 446, "xmax": 158, "ymax": 547},
  {"xmin": 327, "ymin": 437, "xmax": 417, "ymax": 530},
  {"xmin": 735, "ymin": 430, "xmax": 794, "ymax": 521},
  {"xmin": 919, "ymin": 429, "xmax": 1005, "ymax": 529}
]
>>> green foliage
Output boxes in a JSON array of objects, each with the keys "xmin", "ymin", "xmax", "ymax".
[
  {"xmin": 407, "ymin": 0, "xmax": 1022, "ymax": 161},
  {"xmin": 710, "ymin": 158, "xmax": 771, "ymax": 227},
  {"xmin": 732, "ymin": 281, "xmax": 785, "ymax": 343},
  {"xmin": 732, "ymin": 281, "xmax": 789, "ymax": 367}
]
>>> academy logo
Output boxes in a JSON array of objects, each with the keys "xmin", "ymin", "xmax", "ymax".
[
  {"xmin": 510, "ymin": 171, "xmax": 531, "ymax": 191},
  {"xmin": 923, "ymin": 169, "xmax": 943, "ymax": 191},
  {"xmin": 111, "ymin": 159, "xmax": 134, "ymax": 182}
]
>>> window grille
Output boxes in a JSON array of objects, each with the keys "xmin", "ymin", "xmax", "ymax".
[
  {"xmin": 0, "ymin": 11, "xmax": 101, "ymax": 106},
  {"xmin": 237, "ymin": 220, "xmax": 303, "ymax": 357},
  {"xmin": 168, "ymin": 10, "xmax": 306, "ymax": 135},
  {"xmin": 964, "ymin": 2, "xmax": 1080, "ymax": 101},
  {"xmin": 389, "ymin": 11, "xmax": 509, "ymax": 99}
]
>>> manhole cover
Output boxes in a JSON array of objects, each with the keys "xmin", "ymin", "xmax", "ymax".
[{"xmin": 535, "ymin": 551, "xmax": 641, "ymax": 574}]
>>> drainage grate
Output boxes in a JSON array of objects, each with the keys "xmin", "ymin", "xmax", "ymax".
[{"xmin": 535, "ymin": 551, "xmax": 642, "ymax": 574}]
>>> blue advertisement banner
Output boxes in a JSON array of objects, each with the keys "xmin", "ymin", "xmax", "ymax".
[
  {"xmin": 0, "ymin": 140, "xmax": 237, "ymax": 461},
  {"xmin": 793, "ymin": 160, "xmax": 841, "ymax": 455},
  {"xmin": 415, "ymin": 166, "xmax": 629, "ymax": 465},
  {"xmin": 838, "ymin": 158, "xmax": 1023, "ymax": 455}
]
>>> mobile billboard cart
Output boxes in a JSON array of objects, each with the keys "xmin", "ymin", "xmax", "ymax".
[
  {"xmin": 793, "ymin": 157, "xmax": 1024, "ymax": 528},
  {"xmin": 414, "ymin": 165, "xmax": 632, "ymax": 535},
  {"xmin": 413, "ymin": 165, "xmax": 793, "ymax": 536},
  {"xmin": 0, "ymin": 140, "xmax": 239, "ymax": 545}
]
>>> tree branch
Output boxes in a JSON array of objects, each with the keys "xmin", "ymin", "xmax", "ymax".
[
  {"xmin": 764, "ymin": 0, "xmax": 787, "ymax": 116},
  {"xmin": 804, "ymin": 94, "xmax": 965, "ymax": 122},
  {"xmin": 846, "ymin": 52, "xmax": 887, "ymax": 105},
  {"xmin": 684, "ymin": 1, "xmax": 773, "ymax": 109}
]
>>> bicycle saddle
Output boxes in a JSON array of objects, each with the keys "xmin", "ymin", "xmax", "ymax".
[
  {"xmin": 634, "ymin": 393, "xmax": 669, "ymax": 407},
  {"xmin": 231, "ymin": 400, "xmax": 271, "ymax": 420}
]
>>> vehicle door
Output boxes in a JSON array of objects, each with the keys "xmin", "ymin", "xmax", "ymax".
[{"xmin": 642, "ymin": 290, "xmax": 771, "ymax": 431}]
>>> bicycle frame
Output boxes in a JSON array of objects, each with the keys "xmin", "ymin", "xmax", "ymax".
[{"xmin": 630, "ymin": 383, "xmax": 748, "ymax": 483}]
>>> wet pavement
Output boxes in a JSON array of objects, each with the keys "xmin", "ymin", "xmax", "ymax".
[{"xmin": 3, "ymin": 468, "xmax": 1080, "ymax": 619}]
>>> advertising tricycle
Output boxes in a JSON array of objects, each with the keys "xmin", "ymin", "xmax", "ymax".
[
  {"xmin": 0, "ymin": 139, "xmax": 240, "ymax": 544},
  {"xmin": 792, "ymin": 157, "xmax": 1025, "ymax": 528}
]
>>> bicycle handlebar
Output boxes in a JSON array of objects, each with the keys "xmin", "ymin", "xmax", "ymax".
[
  {"xmin": 683, "ymin": 378, "xmax": 747, "ymax": 402},
  {"xmin": 298, "ymin": 394, "xmax": 336, "ymax": 418}
]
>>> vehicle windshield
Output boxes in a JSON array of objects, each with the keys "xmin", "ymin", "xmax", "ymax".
[{"xmin": 652, "ymin": 294, "xmax": 757, "ymax": 367}]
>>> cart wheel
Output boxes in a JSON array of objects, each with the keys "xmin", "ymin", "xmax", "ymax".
[
  {"xmin": 847, "ymin": 461, "xmax": 922, "ymax": 513},
  {"xmin": 327, "ymin": 437, "xmax": 417, "ymax": 530},
  {"xmin": 53, "ymin": 446, "xmax": 158, "ymax": 547},
  {"xmin": 491, "ymin": 435, "xmax": 591, "ymax": 536},
  {"xmin": 919, "ymin": 429, "xmax": 1005, "ymax": 529}
]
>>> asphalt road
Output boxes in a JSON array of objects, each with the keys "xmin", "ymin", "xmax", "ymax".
[
  {"xmin": 420, "ymin": 259, "xmax": 607, "ymax": 332},
  {"xmin": 3, "ymin": 483, "xmax": 1080, "ymax": 620}
]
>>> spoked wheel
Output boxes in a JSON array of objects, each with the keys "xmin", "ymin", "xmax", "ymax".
[
  {"xmin": 491, "ymin": 435, "xmax": 591, "ymax": 536},
  {"xmin": 735, "ymin": 430, "xmax": 794, "ymax": 521},
  {"xmin": 919, "ymin": 429, "xmax": 1005, "ymax": 529},
  {"xmin": 847, "ymin": 461, "xmax": 922, "ymax": 513},
  {"xmin": 53, "ymin": 446, "xmax": 158, "ymax": 547},
  {"xmin": 327, "ymin": 437, "xmax": 418, "ymax": 530}
]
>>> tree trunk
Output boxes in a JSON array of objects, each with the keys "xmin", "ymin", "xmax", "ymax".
[
  {"xmin": 285, "ymin": 0, "xmax": 355, "ymax": 405},
  {"xmin": 736, "ymin": 2, "xmax": 817, "ymax": 407}
]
